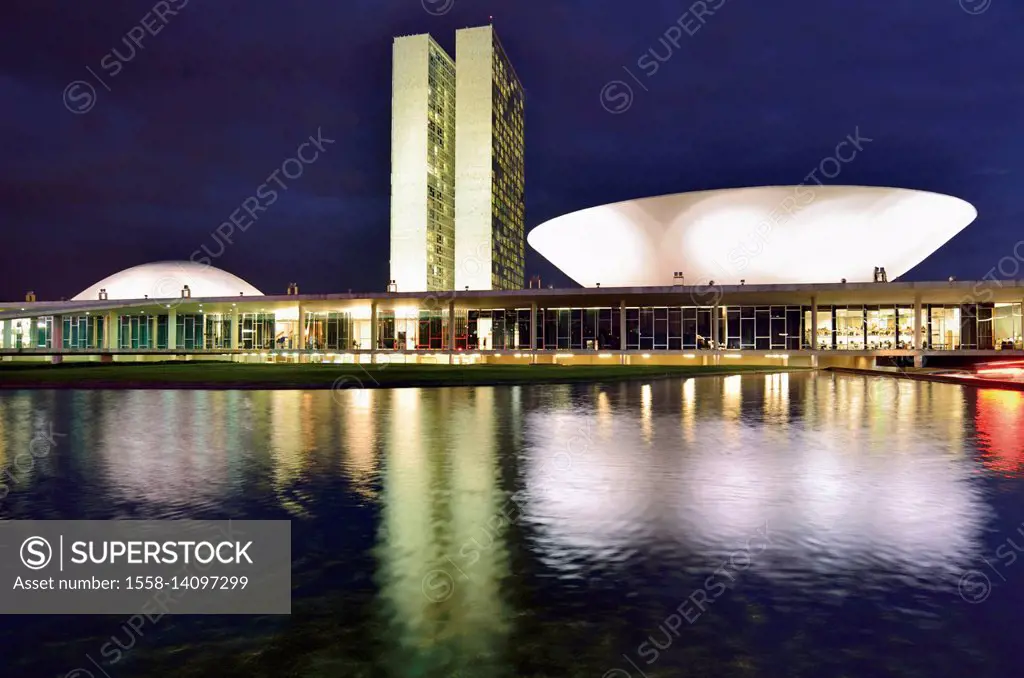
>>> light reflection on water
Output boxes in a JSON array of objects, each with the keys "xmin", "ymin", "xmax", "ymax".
[
  {"xmin": 0, "ymin": 372, "xmax": 1020, "ymax": 676},
  {"xmin": 522, "ymin": 375, "xmax": 985, "ymax": 587}
]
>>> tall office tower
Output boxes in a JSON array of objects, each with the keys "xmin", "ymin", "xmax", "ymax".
[
  {"xmin": 390, "ymin": 34, "xmax": 457, "ymax": 292},
  {"xmin": 454, "ymin": 25, "xmax": 526, "ymax": 291}
]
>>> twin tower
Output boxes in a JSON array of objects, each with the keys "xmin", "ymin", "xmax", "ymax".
[{"xmin": 389, "ymin": 25, "xmax": 525, "ymax": 292}]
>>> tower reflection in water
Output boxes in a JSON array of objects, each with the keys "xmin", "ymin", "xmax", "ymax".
[{"xmin": 371, "ymin": 387, "xmax": 512, "ymax": 675}]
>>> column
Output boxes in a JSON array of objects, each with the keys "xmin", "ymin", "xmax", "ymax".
[
  {"xmin": 105, "ymin": 312, "xmax": 118, "ymax": 349},
  {"xmin": 51, "ymin": 315, "xmax": 63, "ymax": 350},
  {"xmin": 913, "ymin": 295, "xmax": 922, "ymax": 350},
  {"xmin": 230, "ymin": 313, "xmax": 239, "ymax": 350},
  {"xmin": 371, "ymin": 301, "xmax": 380, "ymax": 356},
  {"xmin": 619, "ymin": 300, "xmax": 627, "ymax": 364},
  {"xmin": 51, "ymin": 317, "xmax": 63, "ymax": 364},
  {"xmin": 810, "ymin": 296, "xmax": 818, "ymax": 351},
  {"xmin": 529, "ymin": 302, "xmax": 537, "ymax": 352},
  {"xmin": 296, "ymin": 303, "xmax": 305, "ymax": 351},
  {"xmin": 712, "ymin": 303, "xmax": 720, "ymax": 349},
  {"xmin": 831, "ymin": 307, "xmax": 838, "ymax": 350},
  {"xmin": 619, "ymin": 300, "xmax": 626, "ymax": 351},
  {"xmin": 150, "ymin": 315, "xmax": 158, "ymax": 350},
  {"xmin": 202, "ymin": 313, "xmax": 208, "ymax": 351},
  {"xmin": 91, "ymin": 317, "xmax": 98, "ymax": 349},
  {"xmin": 2, "ymin": 320, "xmax": 13, "ymax": 350},
  {"xmin": 167, "ymin": 308, "xmax": 177, "ymax": 350},
  {"xmin": 862, "ymin": 306, "xmax": 868, "ymax": 350},
  {"xmin": 446, "ymin": 300, "xmax": 455, "ymax": 356}
]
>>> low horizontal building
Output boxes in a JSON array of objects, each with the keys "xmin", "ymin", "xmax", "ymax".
[{"xmin": 1, "ymin": 261, "xmax": 1022, "ymax": 369}]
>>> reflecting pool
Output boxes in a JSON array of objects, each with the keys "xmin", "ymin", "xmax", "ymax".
[{"xmin": 1, "ymin": 372, "xmax": 1023, "ymax": 676}]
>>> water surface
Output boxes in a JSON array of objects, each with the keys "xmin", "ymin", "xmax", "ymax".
[{"xmin": 1, "ymin": 373, "xmax": 1022, "ymax": 677}]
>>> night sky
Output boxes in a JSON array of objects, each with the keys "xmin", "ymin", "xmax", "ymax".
[{"xmin": 3, "ymin": 0, "xmax": 1022, "ymax": 301}]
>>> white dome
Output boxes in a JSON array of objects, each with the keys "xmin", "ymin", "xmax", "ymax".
[
  {"xmin": 73, "ymin": 261, "xmax": 263, "ymax": 301},
  {"xmin": 527, "ymin": 186, "xmax": 978, "ymax": 287}
]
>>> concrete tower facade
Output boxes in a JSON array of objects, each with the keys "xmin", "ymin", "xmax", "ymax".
[
  {"xmin": 454, "ymin": 26, "xmax": 526, "ymax": 291},
  {"xmin": 390, "ymin": 34, "xmax": 457, "ymax": 292},
  {"xmin": 390, "ymin": 26, "xmax": 524, "ymax": 292}
]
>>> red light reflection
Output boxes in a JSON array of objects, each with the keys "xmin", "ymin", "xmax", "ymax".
[{"xmin": 975, "ymin": 389, "xmax": 1024, "ymax": 476}]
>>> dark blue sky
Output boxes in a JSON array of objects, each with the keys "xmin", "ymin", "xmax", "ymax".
[{"xmin": 2, "ymin": 0, "xmax": 1021, "ymax": 300}]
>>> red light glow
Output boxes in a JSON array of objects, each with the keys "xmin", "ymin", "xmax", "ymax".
[
  {"xmin": 976, "ymin": 389, "xmax": 1024, "ymax": 476},
  {"xmin": 975, "ymin": 360, "xmax": 1024, "ymax": 377},
  {"xmin": 977, "ymin": 367, "xmax": 1024, "ymax": 376}
]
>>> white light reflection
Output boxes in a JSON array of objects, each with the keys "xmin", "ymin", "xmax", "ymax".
[
  {"xmin": 520, "ymin": 374, "xmax": 989, "ymax": 584},
  {"xmin": 96, "ymin": 391, "xmax": 235, "ymax": 510}
]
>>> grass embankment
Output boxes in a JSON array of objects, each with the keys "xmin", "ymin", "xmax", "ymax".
[{"xmin": 0, "ymin": 361, "xmax": 804, "ymax": 390}]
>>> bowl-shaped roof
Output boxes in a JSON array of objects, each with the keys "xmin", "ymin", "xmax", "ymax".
[
  {"xmin": 527, "ymin": 186, "xmax": 977, "ymax": 287},
  {"xmin": 72, "ymin": 261, "xmax": 263, "ymax": 301}
]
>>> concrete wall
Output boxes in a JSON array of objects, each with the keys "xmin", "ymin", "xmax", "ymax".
[
  {"xmin": 454, "ymin": 27, "xmax": 495, "ymax": 291},
  {"xmin": 390, "ymin": 35, "xmax": 434, "ymax": 293},
  {"xmin": 816, "ymin": 354, "xmax": 876, "ymax": 369}
]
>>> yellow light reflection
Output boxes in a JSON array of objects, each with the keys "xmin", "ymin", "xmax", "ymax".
[
  {"xmin": 597, "ymin": 390, "xmax": 612, "ymax": 437},
  {"xmin": 681, "ymin": 378, "xmax": 696, "ymax": 445},
  {"xmin": 641, "ymin": 383, "xmax": 653, "ymax": 443},
  {"xmin": 763, "ymin": 372, "xmax": 790, "ymax": 424},
  {"xmin": 722, "ymin": 374, "xmax": 742, "ymax": 420}
]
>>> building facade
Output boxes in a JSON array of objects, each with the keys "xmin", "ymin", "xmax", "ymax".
[
  {"xmin": 390, "ymin": 34, "xmax": 457, "ymax": 292},
  {"xmin": 454, "ymin": 26, "xmax": 526, "ymax": 291},
  {"xmin": 4, "ymin": 281, "xmax": 1023, "ymax": 369},
  {"xmin": 390, "ymin": 26, "xmax": 525, "ymax": 293}
]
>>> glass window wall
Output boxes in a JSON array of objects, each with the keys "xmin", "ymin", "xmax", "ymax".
[
  {"xmin": 865, "ymin": 306, "xmax": 897, "ymax": 349},
  {"xmin": 31, "ymin": 317, "xmax": 52, "ymax": 348},
  {"xmin": 896, "ymin": 306, "xmax": 915, "ymax": 349},
  {"xmin": 834, "ymin": 307, "xmax": 865, "ymax": 350},
  {"xmin": 928, "ymin": 306, "xmax": 960, "ymax": 350},
  {"xmin": 305, "ymin": 311, "xmax": 354, "ymax": 351},
  {"xmin": 204, "ymin": 315, "xmax": 233, "ymax": 349},
  {"xmin": 236, "ymin": 313, "xmax": 276, "ymax": 350},
  {"xmin": 417, "ymin": 310, "xmax": 449, "ymax": 350},
  {"xmin": 463, "ymin": 309, "xmax": 532, "ymax": 350},
  {"xmin": 119, "ymin": 314, "xmax": 154, "ymax": 349},
  {"xmin": 993, "ymin": 303, "xmax": 1022, "ymax": 349},
  {"xmin": 62, "ymin": 316, "xmax": 105, "ymax": 349},
  {"xmin": 175, "ymin": 314, "xmax": 204, "ymax": 351}
]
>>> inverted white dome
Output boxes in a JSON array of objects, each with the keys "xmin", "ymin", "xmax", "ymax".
[
  {"xmin": 73, "ymin": 261, "xmax": 263, "ymax": 301},
  {"xmin": 527, "ymin": 186, "xmax": 978, "ymax": 287}
]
